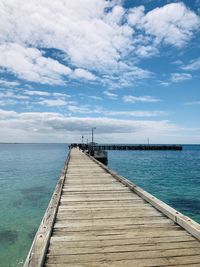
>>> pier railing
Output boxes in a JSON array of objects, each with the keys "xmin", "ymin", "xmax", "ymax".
[{"xmin": 86, "ymin": 152, "xmax": 200, "ymax": 241}]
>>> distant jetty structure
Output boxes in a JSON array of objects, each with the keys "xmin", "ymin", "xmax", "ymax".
[
  {"xmin": 70, "ymin": 144, "xmax": 183, "ymax": 151},
  {"xmin": 70, "ymin": 144, "xmax": 183, "ymax": 164},
  {"xmin": 24, "ymin": 146, "xmax": 200, "ymax": 267},
  {"xmin": 94, "ymin": 144, "xmax": 183, "ymax": 151}
]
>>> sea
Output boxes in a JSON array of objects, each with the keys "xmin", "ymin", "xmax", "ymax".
[{"xmin": 0, "ymin": 143, "xmax": 199, "ymax": 267}]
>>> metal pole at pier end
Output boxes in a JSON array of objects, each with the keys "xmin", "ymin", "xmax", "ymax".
[
  {"xmin": 82, "ymin": 135, "xmax": 84, "ymax": 145},
  {"xmin": 91, "ymin": 127, "xmax": 96, "ymax": 155},
  {"xmin": 147, "ymin": 137, "xmax": 149, "ymax": 145}
]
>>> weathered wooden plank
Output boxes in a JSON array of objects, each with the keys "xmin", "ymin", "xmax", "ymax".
[
  {"xmin": 50, "ymin": 234, "xmax": 194, "ymax": 245},
  {"xmin": 61, "ymin": 192, "xmax": 139, "ymax": 196},
  {"xmin": 62, "ymin": 188, "xmax": 128, "ymax": 193},
  {"xmin": 49, "ymin": 240, "xmax": 200, "ymax": 255},
  {"xmin": 44, "ymin": 255, "xmax": 200, "ymax": 266},
  {"xmin": 60, "ymin": 199, "xmax": 146, "ymax": 204},
  {"xmin": 56, "ymin": 211, "xmax": 163, "ymax": 220},
  {"xmin": 57, "ymin": 206, "xmax": 158, "ymax": 213},
  {"xmin": 54, "ymin": 217, "xmax": 172, "ymax": 228},
  {"xmin": 52, "ymin": 224, "xmax": 181, "ymax": 234},
  {"xmin": 64, "ymin": 180, "xmax": 117, "ymax": 185},
  {"xmin": 45, "ymin": 248, "xmax": 200, "ymax": 264},
  {"xmin": 60, "ymin": 195, "xmax": 140, "ymax": 201},
  {"xmin": 51, "ymin": 229, "xmax": 191, "ymax": 241}
]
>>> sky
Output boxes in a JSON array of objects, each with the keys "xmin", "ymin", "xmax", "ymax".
[{"xmin": 0, "ymin": 0, "xmax": 199, "ymax": 144}]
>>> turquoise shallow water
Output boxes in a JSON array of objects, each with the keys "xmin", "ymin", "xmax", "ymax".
[
  {"xmin": 107, "ymin": 145, "xmax": 200, "ymax": 223},
  {"xmin": 0, "ymin": 144, "xmax": 199, "ymax": 266},
  {"xmin": 0, "ymin": 144, "xmax": 68, "ymax": 267}
]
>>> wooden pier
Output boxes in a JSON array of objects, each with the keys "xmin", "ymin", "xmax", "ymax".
[
  {"xmin": 95, "ymin": 145, "xmax": 183, "ymax": 151},
  {"xmin": 24, "ymin": 148, "xmax": 200, "ymax": 267}
]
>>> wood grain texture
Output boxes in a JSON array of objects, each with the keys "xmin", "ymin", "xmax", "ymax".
[{"xmin": 24, "ymin": 148, "xmax": 200, "ymax": 267}]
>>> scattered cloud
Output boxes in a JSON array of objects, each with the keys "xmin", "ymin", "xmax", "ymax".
[
  {"xmin": 0, "ymin": 91, "xmax": 29, "ymax": 100},
  {"xmin": 0, "ymin": 79, "xmax": 20, "ymax": 88},
  {"xmin": 135, "ymin": 45, "xmax": 158, "ymax": 58},
  {"xmin": 67, "ymin": 105, "xmax": 93, "ymax": 114},
  {"xmin": 185, "ymin": 101, "xmax": 200, "ymax": 105},
  {"xmin": 104, "ymin": 110, "xmax": 167, "ymax": 117},
  {"xmin": 172, "ymin": 60, "xmax": 183, "ymax": 65},
  {"xmin": 159, "ymin": 81, "xmax": 170, "ymax": 87},
  {"xmin": 89, "ymin": 96, "xmax": 103, "ymax": 100},
  {"xmin": 123, "ymin": 95, "xmax": 161, "ymax": 103},
  {"xmin": 24, "ymin": 90, "xmax": 71, "ymax": 98},
  {"xmin": 171, "ymin": 73, "xmax": 192, "ymax": 82},
  {"xmin": 52, "ymin": 92, "xmax": 71, "ymax": 98},
  {"xmin": 0, "ymin": 1, "xmax": 198, "ymax": 86},
  {"xmin": 0, "ymin": 88, "xmax": 72, "ymax": 109},
  {"xmin": 24, "ymin": 90, "xmax": 51, "ymax": 96},
  {"xmin": 57, "ymin": 101, "xmax": 167, "ymax": 118},
  {"xmin": 0, "ymin": 1, "xmax": 199, "ymax": 143},
  {"xmin": 37, "ymin": 99, "xmax": 68, "ymax": 107},
  {"xmin": 128, "ymin": 3, "xmax": 200, "ymax": 48},
  {"xmin": 74, "ymin": 68, "xmax": 96, "ymax": 81},
  {"xmin": 0, "ymin": 43, "xmax": 72, "ymax": 85},
  {"xmin": 182, "ymin": 58, "xmax": 200, "ymax": 71},
  {"xmin": 103, "ymin": 91, "xmax": 118, "ymax": 99},
  {"xmin": 144, "ymin": 3, "xmax": 200, "ymax": 47},
  {"xmin": 0, "ymin": 99, "xmax": 18, "ymax": 106}
]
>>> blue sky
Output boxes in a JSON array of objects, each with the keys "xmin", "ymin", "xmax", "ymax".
[{"xmin": 0, "ymin": 0, "xmax": 199, "ymax": 143}]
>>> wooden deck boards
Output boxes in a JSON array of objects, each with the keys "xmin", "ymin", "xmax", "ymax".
[{"xmin": 43, "ymin": 148, "xmax": 200, "ymax": 267}]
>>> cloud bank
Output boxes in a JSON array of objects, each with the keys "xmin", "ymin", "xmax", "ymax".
[{"xmin": 0, "ymin": 109, "xmax": 178, "ymax": 143}]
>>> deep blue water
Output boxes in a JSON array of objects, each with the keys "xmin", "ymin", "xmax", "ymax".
[
  {"xmin": 108, "ymin": 145, "xmax": 200, "ymax": 223},
  {"xmin": 0, "ymin": 144, "xmax": 199, "ymax": 266}
]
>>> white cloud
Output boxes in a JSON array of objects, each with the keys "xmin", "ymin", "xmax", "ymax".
[
  {"xmin": 0, "ymin": 0, "xmax": 133, "ymax": 85},
  {"xmin": 123, "ymin": 95, "xmax": 160, "ymax": 103},
  {"xmin": 171, "ymin": 73, "xmax": 192, "ymax": 82},
  {"xmin": 135, "ymin": 45, "xmax": 158, "ymax": 58},
  {"xmin": 52, "ymin": 93, "xmax": 71, "ymax": 98},
  {"xmin": 89, "ymin": 96, "xmax": 103, "ymax": 100},
  {"xmin": 63, "ymin": 102, "xmax": 166, "ymax": 117},
  {"xmin": 0, "ymin": 88, "xmax": 74, "ymax": 109},
  {"xmin": 0, "ymin": 43, "xmax": 72, "ymax": 85},
  {"xmin": 0, "ymin": 109, "xmax": 17, "ymax": 118},
  {"xmin": 0, "ymin": 79, "xmax": 20, "ymax": 88},
  {"xmin": 172, "ymin": 60, "xmax": 183, "ymax": 65},
  {"xmin": 24, "ymin": 90, "xmax": 51, "ymax": 96},
  {"xmin": 0, "ymin": 99, "xmax": 18, "ymax": 106},
  {"xmin": 185, "ymin": 101, "xmax": 200, "ymax": 105},
  {"xmin": 104, "ymin": 110, "xmax": 167, "ymax": 117},
  {"xmin": 74, "ymin": 68, "xmax": 96, "ymax": 81},
  {"xmin": 128, "ymin": 6, "xmax": 145, "ymax": 26},
  {"xmin": 37, "ymin": 99, "xmax": 68, "ymax": 107},
  {"xmin": 160, "ymin": 81, "xmax": 170, "ymax": 87},
  {"xmin": 182, "ymin": 58, "xmax": 200, "ymax": 71},
  {"xmin": 0, "ymin": 1, "xmax": 198, "ymax": 86},
  {"xmin": 23, "ymin": 90, "xmax": 71, "ymax": 99},
  {"xmin": 103, "ymin": 91, "xmax": 118, "ymax": 99},
  {"xmin": 141, "ymin": 3, "xmax": 200, "ymax": 47},
  {"xmin": 67, "ymin": 105, "xmax": 92, "ymax": 114},
  {"xmin": 0, "ymin": 91, "xmax": 29, "ymax": 100}
]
